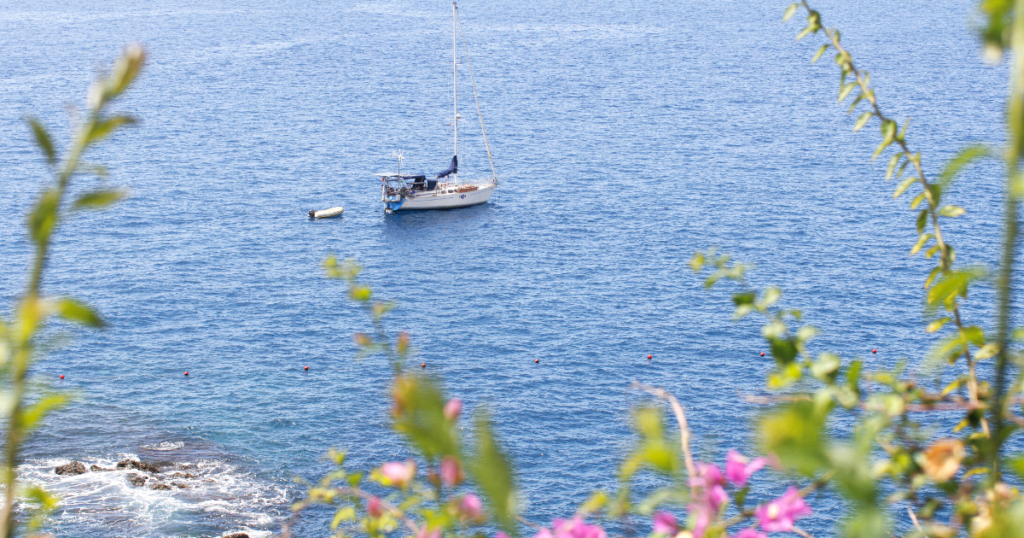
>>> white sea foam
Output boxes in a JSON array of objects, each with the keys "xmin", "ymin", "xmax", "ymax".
[{"xmin": 18, "ymin": 450, "xmax": 286, "ymax": 536}]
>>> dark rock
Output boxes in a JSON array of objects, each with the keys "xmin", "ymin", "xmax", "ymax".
[
  {"xmin": 55, "ymin": 461, "xmax": 87, "ymax": 476},
  {"xmin": 172, "ymin": 472, "xmax": 196, "ymax": 479},
  {"xmin": 149, "ymin": 482, "xmax": 171, "ymax": 491},
  {"xmin": 126, "ymin": 473, "xmax": 147, "ymax": 487},
  {"xmin": 171, "ymin": 482, "xmax": 189, "ymax": 489},
  {"xmin": 116, "ymin": 458, "xmax": 161, "ymax": 474},
  {"xmin": 223, "ymin": 534, "xmax": 250, "ymax": 538},
  {"xmin": 90, "ymin": 465, "xmax": 113, "ymax": 472}
]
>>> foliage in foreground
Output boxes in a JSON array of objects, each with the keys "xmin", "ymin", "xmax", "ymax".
[
  {"xmin": 0, "ymin": 47, "xmax": 145, "ymax": 537},
  {"xmin": 297, "ymin": 2, "xmax": 1024, "ymax": 538}
]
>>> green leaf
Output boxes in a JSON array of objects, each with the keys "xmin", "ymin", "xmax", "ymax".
[
  {"xmin": 811, "ymin": 44, "xmax": 829, "ymax": 64},
  {"xmin": 22, "ymin": 484, "xmax": 60, "ymax": 530},
  {"xmin": 469, "ymin": 411, "xmax": 517, "ymax": 534},
  {"xmin": 21, "ymin": 393, "xmax": 70, "ymax": 432},
  {"xmin": 391, "ymin": 374, "xmax": 459, "ymax": 459},
  {"xmin": 925, "ymin": 317, "xmax": 951, "ymax": 333},
  {"xmin": 73, "ymin": 189, "xmax": 127, "ymax": 210},
  {"xmin": 910, "ymin": 190, "xmax": 926, "ymax": 209},
  {"xmin": 924, "ymin": 266, "xmax": 941, "ymax": 289},
  {"xmin": 938, "ymin": 144, "xmax": 990, "ymax": 189},
  {"xmin": 85, "ymin": 115, "xmax": 137, "ymax": 144},
  {"xmin": 853, "ymin": 111, "xmax": 872, "ymax": 132},
  {"xmin": 579, "ymin": 491, "xmax": 609, "ymax": 515},
  {"xmin": 910, "ymin": 234, "xmax": 933, "ymax": 256},
  {"xmin": 885, "ymin": 153, "xmax": 903, "ymax": 181},
  {"xmin": 810, "ymin": 352, "xmax": 841, "ymax": 382},
  {"xmin": 331, "ymin": 506, "xmax": 356, "ymax": 529},
  {"xmin": 838, "ymin": 82, "xmax": 856, "ymax": 102},
  {"xmin": 795, "ymin": 26, "xmax": 813, "ymax": 41},
  {"xmin": 782, "ymin": 3, "xmax": 799, "ymax": 22},
  {"xmin": 26, "ymin": 117, "xmax": 56, "ymax": 164},
  {"xmin": 56, "ymin": 298, "xmax": 105, "ymax": 327},
  {"xmin": 892, "ymin": 176, "xmax": 916, "ymax": 198},
  {"xmin": 28, "ymin": 189, "xmax": 61, "ymax": 245},
  {"xmin": 938, "ymin": 205, "xmax": 966, "ymax": 217},
  {"xmin": 975, "ymin": 343, "xmax": 1000, "ymax": 360},
  {"xmin": 916, "ymin": 209, "xmax": 928, "ymax": 234},
  {"xmin": 759, "ymin": 400, "xmax": 830, "ymax": 476}
]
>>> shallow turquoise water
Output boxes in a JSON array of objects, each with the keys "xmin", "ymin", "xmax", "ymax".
[{"xmin": 0, "ymin": 0, "xmax": 1014, "ymax": 536}]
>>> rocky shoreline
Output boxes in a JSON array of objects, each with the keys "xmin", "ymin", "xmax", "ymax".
[{"xmin": 53, "ymin": 458, "xmax": 252, "ymax": 538}]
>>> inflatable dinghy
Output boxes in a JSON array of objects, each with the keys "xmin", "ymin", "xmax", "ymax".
[{"xmin": 308, "ymin": 207, "xmax": 344, "ymax": 219}]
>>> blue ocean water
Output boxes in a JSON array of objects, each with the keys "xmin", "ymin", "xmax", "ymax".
[{"xmin": 0, "ymin": 0, "xmax": 1014, "ymax": 536}]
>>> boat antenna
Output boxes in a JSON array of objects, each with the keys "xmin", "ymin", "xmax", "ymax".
[
  {"xmin": 392, "ymin": 149, "xmax": 404, "ymax": 175},
  {"xmin": 456, "ymin": 5, "xmax": 497, "ymax": 183},
  {"xmin": 452, "ymin": 0, "xmax": 458, "ymax": 184}
]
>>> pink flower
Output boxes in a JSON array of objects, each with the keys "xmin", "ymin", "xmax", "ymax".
[
  {"xmin": 689, "ymin": 463, "xmax": 724, "ymax": 490},
  {"xmin": 496, "ymin": 534, "xmax": 511, "ymax": 538},
  {"xmin": 534, "ymin": 529, "xmax": 554, "ymax": 538},
  {"xmin": 441, "ymin": 456, "xmax": 463, "ymax": 487},
  {"xmin": 755, "ymin": 487, "xmax": 811, "ymax": 532},
  {"xmin": 690, "ymin": 463, "xmax": 729, "ymax": 512},
  {"xmin": 731, "ymin": 529, "xmax": 767, "ymax": 538},
  {"xmin": 460, "ymin": 493, "xmax": 484, "ymax": 521},
  {"xmin": 688, "ymin": 504, "xmax": 712, "ymax": 538},
  {"xmin": 367, "ymin": 496, "xmax": 383, "ymax": 518},
  {"xmin": 444, "ymin": 398, "xmax": 463, "ymax": 420},
  {"xmin": 552, "ymin": 516, "xmax": 607, "ymax": 538},
  {"xmin": 725, "ymin": 451, "xmax": 767, "ymax": 488},
  {"xmin": 652, "ymin": 511, "xmax": 678, "ymax": 535},
  {"xmin": 381, "ymin": 460, "xmax": 417, "ymax": 487},
  {"xmin": 417, "ymin": 526, "xmax": 441, "ymax": 538}
]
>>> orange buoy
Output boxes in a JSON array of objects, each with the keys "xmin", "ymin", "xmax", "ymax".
[
  {"xmin": 421, "ymin": 363, "xmax": 426, "ymax": 368},
  {"xmin": 647, "ymin": 354, "xmax": 652, "ymax": 360},
  {"xmin": 184, "ymin": 371, "xmax": 189, "ymax": 376},
  {"xmin": 872, "ymin": 349, "xmax": 877, "ymax": 354},
  {"xmin": 59, "ymin": 375, "xmax": 64, "ymax": 380},
  {"xmin": 304, "ymin": 365, "xmax": 309, "ymax": 371},
  {"xmin": 535, "ymin": 359, "xmax": 539, "ymax": 363},
  {"xmin": 760, "ymin": 352, "xmax": 765, "ymax": 357}
]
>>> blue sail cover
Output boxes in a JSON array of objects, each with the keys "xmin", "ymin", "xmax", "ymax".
[{"xmin": 436, "ymin": 155, "xmax": 458, "ymax": 178}]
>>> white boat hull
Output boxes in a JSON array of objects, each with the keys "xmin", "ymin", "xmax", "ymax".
[{"xmin": 385, "ymin": 182, "xmax": 495, "ymax": 211}]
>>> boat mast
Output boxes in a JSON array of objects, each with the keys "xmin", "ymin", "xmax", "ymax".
[{"xmin": 452, "ymin": 0, "xmax": 458, "ymax": 183}]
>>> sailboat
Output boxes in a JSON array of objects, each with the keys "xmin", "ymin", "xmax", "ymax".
[{"xmin": 379, "ymin": 1, "xmax": 498, "ymax": 213}]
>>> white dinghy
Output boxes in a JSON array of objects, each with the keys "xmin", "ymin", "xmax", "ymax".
[{"xmin": 380, "ymin": 1, "xmax": 498, "ymax": 213}]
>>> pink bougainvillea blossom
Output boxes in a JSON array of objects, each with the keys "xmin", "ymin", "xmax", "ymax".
[
  {"xmin": 755, "ymin": 487, "xmax": 812, "ymax": 532},
  {"xmin": 731, "ymin": 528, "xmax": 767, "ymax": 538},
  {"xmin": 381, "ymin": 460, "xmax": 417, "ymax": 487},
  {"xmin": 688, "ymin": 504, "xmax": 712, "ymax": 538},
  {"xmin": 460, "ymin": 493, "xmax": 484, "ymax": 521},
  {"xmin": 690, "ymin": 463, "xmax": 729, "ymax": 512},
  {"xmin": 417, "ymin": 525, "xmax": 441, "ymax": 538},
  {"xmin": 496, "ymin": 533, "xmax": 511, "ymax": 538},
  {"xmin": 367, "ymin": 496, "xmax": 383, "ymax": 518},
  {"xmin": 725, "ymin": 450, "xmax": 767, "ymax": 488},
  {"xmin": 534, "ymin": 528, "xmax": 554, "ymax": 538},
  {"xmin": 441, "ymin": 456, "xmax": 464, "ymax": 487},
  {"xmin": 444, "ymin": 398, "xmax": 463, "ymax": 420},
  {"xmin": 551, "ymin": 516, "xmax": 607, "ymax": 538},
  {"xmin": 653, "ymin": 511, "xmax": 678, "ymax": 535}
]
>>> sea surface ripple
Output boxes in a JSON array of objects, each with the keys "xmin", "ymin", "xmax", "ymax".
[{"xmin": 0, "ymin": 0, "xmax": 1015, "ymax": 536}]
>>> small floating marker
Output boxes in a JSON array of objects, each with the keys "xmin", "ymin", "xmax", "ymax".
[
  {"xmin": 760, "ymin": 352, "xmax": 765, "ymax": 357},
  {"xmin": 304, "ymin": 365, "xmax": 309, "ymax": 371},
  {"xmin": 872, "ymin": 349, "xmax": 877, "ymax": 354},
  {"xmin": 184, "ymin": 371, "xmax": 189, "ymax": 376},
  {"xmin": 647, "ymin": 354, "xmax": 652, "ymax": 360},
  {"xmin": 59, "ymin": 375, "xmax": 64, "ymax": 380},
  {"xmin": 535, "ymin": 359, "xmax": 540, "ymax": 364},
  {"xmin": 421, "ymin": 363, "xmax": 426, "ymax": 368}
]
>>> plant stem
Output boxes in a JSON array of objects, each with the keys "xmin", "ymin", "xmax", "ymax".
[{"xmin": 990, "ymin": 0, "xmax": 1024, "ymax": 480}]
